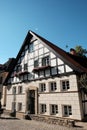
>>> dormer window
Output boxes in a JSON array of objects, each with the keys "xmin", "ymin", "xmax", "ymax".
[
  {"xmin": 29, "ymin": 43, "xmax": 34, "ymax": 53},
  {"xmin": 42, "ymin": 56, "xmax": 50, "ymax": 66}
]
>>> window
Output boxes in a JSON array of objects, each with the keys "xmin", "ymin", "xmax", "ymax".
[
  {"xmin": 12, "ymin": 87, "xmax": 16, "ymax": 94},
  {"xmin": 29, "ymin": 43, "xmax": 34, "ymax": 52},
  {"xmin": 16, "ymin": 65, "xmax": 22, "ymax": 72},
  {"xmin": 34, "ymin": 60, "xmax": 38, "ymax": 68},
  {"xmin": 63, "ymin": 105, "xmax": 72, "ymax": 117},
  {"xmin": 50, "ymin": 104, "xmax": 58, "ymax": 115},
  {"xmin": 39, "ymin": 83, "xmax": 46, "ymax": 92},
  {"xmin": 18, "ymin": 103, "xmax": 22, "ymax": 111},
  {"xmin": 42, "ymin": 56, "xmax": 50, "ymax": 66},
  {"xmin": 40, "ymin": 104, "xmax": 46, "ymax": 113},
  {"xmin": 18, "ymin": 86, "xmax": 22, "ymax": 94},
  {"xmin": 50, "ymin": 82, "xmax": 57, "ymax": 91},
  {"xmin": 61, "ymin": 80, "xmax": 70, "ymax": 90},
  {"xmin": 24, "ymin": 63, "xmax": 28, "ymax": 71}
]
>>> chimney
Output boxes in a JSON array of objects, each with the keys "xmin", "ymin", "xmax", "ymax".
[{"xmin": 70, "ymin": 48, "xmax": 76, "ymax": 55}]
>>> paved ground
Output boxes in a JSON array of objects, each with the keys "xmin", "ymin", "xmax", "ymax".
[{"xmin": 0, "ymin": 115, "xmax": 86, "ymax": 130}]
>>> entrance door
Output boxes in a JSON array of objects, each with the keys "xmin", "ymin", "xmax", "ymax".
[{"xmin": 28, "ymin": 90, "xmax": 35, "ymax": 114}]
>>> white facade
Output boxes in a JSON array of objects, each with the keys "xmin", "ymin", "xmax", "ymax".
[{"xmin": 4, "ymin": 31, "xmax": 85, "ymax": 120}]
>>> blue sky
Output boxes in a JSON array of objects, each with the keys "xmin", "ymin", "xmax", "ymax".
[{"xmin": 0, "ymin": 0, "xmax": 87, "ymax": 64}]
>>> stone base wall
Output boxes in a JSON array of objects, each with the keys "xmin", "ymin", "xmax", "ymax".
[
  {"xmin": 24, "ymin": 114, "xmax": 75, "ymax": 127},
  {"xmin": 4, "ymin": 110, "xmax": 75, "ymax": 127}
]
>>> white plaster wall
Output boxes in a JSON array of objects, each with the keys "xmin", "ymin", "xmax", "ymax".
[
  {"xmin": 6, "ymin": 65, "xmax": 82, "ymax": 120},
  {"xmin": 58, "ymin": 66, "xmax": 64, "ymax": 73},
  {"xmin": 65, "ymin": 65, "xmax": 73, "ymax": 72},
  {"xmin": 38, "ymin": 91, "xmax": 81, "ymax": 120},
  {"xmin": 6, "ymin": 95, "xmax": 13, "ymax": 110},
  {"xmin": 44, "ymin": 47, "xmax": 49, "ymax": 53},
  {"xmin": 51, "ymin": 59, "xmax": 56, "ymax": 66},
  {"xmin": 57, "ymin": 58, "xmax": 64, "ymax": 65},
  {"xmin": 34, "ymin": 50, "xmax": 38, "ymax": 57},
  {"xmin": 39, "ymin": 48, "xmax": 44, "ymax": 55},
  {"xmin": 38, "ymin": 43, "xmax": 44, "ymax": 48},
  {"xmin": 33, "ymin": 40, "xmax": 38, "ymax": 46},
  {"xmin": 50, "ymin": 52, "xmax": 56, "ymax": 58}
]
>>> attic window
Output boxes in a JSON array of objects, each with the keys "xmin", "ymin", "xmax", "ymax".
[
  {"xmin": 42, "ymin": 56, "xmax": 50, "ymax": 66},
  {"xmin": 29, "ymin": 43, "xmax": 34, "ymax": 53},
  {"xmin": 24, "ymin": 63, "xmax": 28, "ymax": 71}
]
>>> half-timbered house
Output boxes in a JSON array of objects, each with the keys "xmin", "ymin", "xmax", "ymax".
[{"xmin": 3, "ymin": 31, "xmax": 87, "ymax": 120}]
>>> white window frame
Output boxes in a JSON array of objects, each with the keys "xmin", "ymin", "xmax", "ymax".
[
  {"xmin": 63, "ymin": 105, "xmax": 72, "ymax": 117},
  {"xmin": 40, "ymin": 104, "xmax": 46, "ymax": 114},
  {"xmin": 50, "ymin": 82, "xmax": 57, "ymax": 91},
  {"xmin": 18, "ymin": 86, "xmax": 22, "ymax": 94},
  {"xmin": 42, "ymin": 56, "xmax": 50, "ymax": 66},
  {"xmin": 50, "ymin": 104, "xmax": 58, "ymax": 115},
  {"xmin": 39, "ymin": 83, "xmax": 46, "ymax": 92},
  {"xmin": 61, "ymin": 80, "xmax": 70, "ymax": 91}
]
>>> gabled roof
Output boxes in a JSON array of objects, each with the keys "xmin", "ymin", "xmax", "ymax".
[
  {"xmin": 31, "ymin": 31, "xmax": 87, "ymax": 73},
  {"xmin": 4, "ymin": 30, "xmax": 87, "ymax": 84}
]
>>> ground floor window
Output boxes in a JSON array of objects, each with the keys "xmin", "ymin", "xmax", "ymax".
[
  {"xmin": 63, "ymin": 105, "xmax": 72, "ymax": 117},
  {"xmin": 12, "ymin": 102, "xmax": 16, "ymax": 111},
  {"xmin": 50, "ymin": 104, "xmax": 58, "ymax": 115},
  {"xmin": 61, "ymin": 80, "xmax": 70, "ymax": 91},
  {"xmin": 40, "ymin": 104, "xmax": 46, "ymax": 114},
  {"xmin": 18, "ymin": 102, "xmax": 22, "ymax": 111},
  {"xmin": 50, "ymin": 82, "xmax": 57, "ymax": 91},
  {"xmin": 39, "ymin": 83, "xmax": 46, "ymax": 92}
]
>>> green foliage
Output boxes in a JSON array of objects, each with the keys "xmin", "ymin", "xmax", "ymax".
[{"xmin": 75, "ymin": 46, "xmax": 87, "ymax": 57}]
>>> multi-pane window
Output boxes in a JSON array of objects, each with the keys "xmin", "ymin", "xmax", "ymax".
[
  {"xmin": 50, "ymin": 82, "xmax": 57, "ymax": 91},
  {"xmin": 12, "ymin": 87, "xmax": 16, "ymax": 94},
  {"xmin": 34, "ymin": 60, "xmax": 39, "ymax": 68},
  {"xmin": 61, "ymin": 80, "xmax": 70, "ymax": 90},
  {"xmin": 40, "ymin": 104, "xmax": 46, "ymax": 113},
  {"xmin": 24, "ymin": 63, "xmax": 28, "ymax": 71},
  {"xmin": 50, "ymin": 104, "xmax": 58, "ymax": 115},
  {"xmin": 18, "ymin": 103, "xmax": 22, "ymax": 111},
  {"xmin": 29, "ymin": 43, "xmax": 34, "ymax": 53},
  {"xmin": 42, "ymin": 56, "xmax": 50, "ymax": 66},
  {"xmin": 63, "ymin": 105, "xmax": 72, "ymax": 117},
  {"xmin": 39, "ymin": 83, "xmax": 46, "ymax": 92},
  {"xmin": 18, "ymin": 86, "xmax": 22, "ymax": 94}
]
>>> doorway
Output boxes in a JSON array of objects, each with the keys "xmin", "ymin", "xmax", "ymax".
[{"xmin": 27, "ymin": 90, "xmax": 35, "ymax": 114}]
